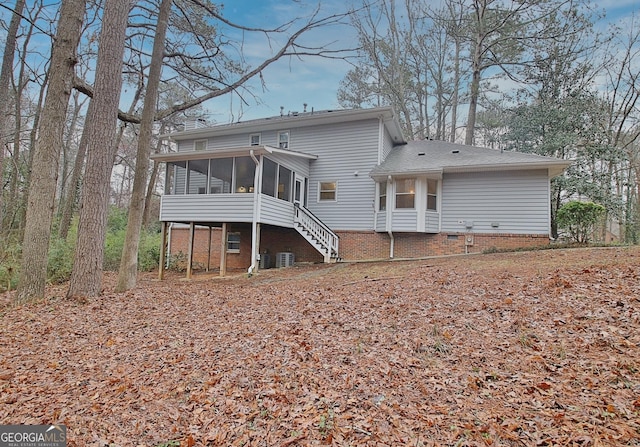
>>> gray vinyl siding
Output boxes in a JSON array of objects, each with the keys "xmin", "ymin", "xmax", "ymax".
[
  {"xmin": 177, "ymin": 130, "xmax": 296, "ymax": 152},
  {"xmin": 375, "ymin": 212, "xmax": 386, "ymax": 231},
  {"xmin": 159, "ymin": 194, "xmax": 254, "ymax": 222},
  {"xmin": 382, "ymin": 127, "xmax": 394, "ymax": 161},
  {"xmin": 265, "ymin": 153, "xmax": 310, "ymax": 178},
  {"xmin": 440, "ymin": 170, "xmax": 550, "ymax": 234},
  {"xmin": 295, "ymin": 119, "xmax": 380, "ymax": 230},
  {"xmin": 259, "ymin": 195, "xmax": 295, "ymax": 227},
  {"xmin": 391, "ymin": 211, "xmax": 418, "ymax": 231},
  {"xmin": 424, "ymin": 212, "xmax": 440, "ymax": 233}
]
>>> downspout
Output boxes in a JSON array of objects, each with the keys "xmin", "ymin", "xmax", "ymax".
[
  {"xmin": 387, "ymin": 175, "xmax": 394, "ymax": 259},
  {"xmin": 247, "ymin": 150, "xmax": 261, "ymax": 275}
]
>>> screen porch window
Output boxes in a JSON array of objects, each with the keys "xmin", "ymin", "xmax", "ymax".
[
  {"xmin": 278, "ymin": 166, "xmax": 292, "ymax": 201},
  {"xmin": 395, "ymin": 178, "xmax": 415, "ymax": 209},
  {"xmin": 319, "ymin": 181, "xmax": 337, "ymax": 201},
  {"xmin": 234, "ymin": 157, "xmax": 255, "ymax": 193}
]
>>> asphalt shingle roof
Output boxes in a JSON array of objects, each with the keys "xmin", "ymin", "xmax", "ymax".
[{"xmin": 370, "ymin": 140, "xmax": 571, "ymax": 178}]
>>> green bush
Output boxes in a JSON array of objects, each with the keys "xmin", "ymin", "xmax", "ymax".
[
  {"xmin": 103, "ymin": 225, "xmax": 162, "ymax": 272},
  {"xmin": 556, "ymin": 201, "xmax": 606, "ymax": 243},
  {"xmin": 0, "ymin": 234, "xmax": 21, "ymax": 292},
  {"xmin": 0, "ymin": 207, "xmax": 161, "ymax": 291}
]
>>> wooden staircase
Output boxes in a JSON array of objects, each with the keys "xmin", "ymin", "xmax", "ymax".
[{"xmin": 293, "ymin": 204, "xmax": 339, "ymax": 263}]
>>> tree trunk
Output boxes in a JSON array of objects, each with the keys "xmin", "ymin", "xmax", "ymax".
[
  {"xmin": 0, "ymin": 0, "xmax": 26, "ymax": 234},
  {"xmin": 450, "ymin": 38, "xmax": 461, "ymax": 143},
  {"xmin": 15, "ymin": 0, "xmax": 85, "ymax": 304},
  {"xmin": 142, "ymin": 128, "xmax": 165, "ymax": 228},
  {"xmin": 465, "ymin": 63, "xmax": 481, "ymax": 146},
  {"xmin": 67, "ymin": 0, "xmax": 131, "ymax": 299},
  {"xmin": 58, "ymin": 100, "xmax": 92, "ymax": 239},
  {"xmin": 116, "ymin": 0, "xmax": 172, "ymax": 292}
]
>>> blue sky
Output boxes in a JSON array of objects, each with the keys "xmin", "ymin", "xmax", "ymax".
[{"xmin": 207, "ymin": 0, "xmax": 639, "ymax": 124}]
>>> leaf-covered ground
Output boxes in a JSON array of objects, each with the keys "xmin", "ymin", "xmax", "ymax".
[{"xmin": 1, "ymin": 246, "xmax": 639, "ymax": 446}]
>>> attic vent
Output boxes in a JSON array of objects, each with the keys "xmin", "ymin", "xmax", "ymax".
[
  {"xmin": 452, "ymin": 150, "xmax": 460, "ymax": 154},
  {"xmin": 418, "ymin": 152, "xmax": 425, "ymax": 156}
]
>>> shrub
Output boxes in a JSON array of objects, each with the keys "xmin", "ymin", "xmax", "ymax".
[
  {"xmin": 0, "ymin": 234, "xmax": 21, "ymax": 292},
  {"xmin": 556, "ymin": 201, "xmax": 606, "ymax": 244}
]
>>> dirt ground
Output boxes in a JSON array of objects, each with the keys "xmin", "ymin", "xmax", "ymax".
[{"xmin": 1, "ymin": 246, "xmax": 639, "ymax": 446}]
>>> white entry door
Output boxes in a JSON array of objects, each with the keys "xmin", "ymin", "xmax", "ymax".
[{"xmin": 294, "ymin": 174, "xmax": 306, "ymax": 207}]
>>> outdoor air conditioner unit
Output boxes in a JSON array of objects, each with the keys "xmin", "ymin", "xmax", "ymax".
[
  {"xmin": 276, "ymin": 252, "xmax": 295, "ymax": 268},
  {"xmin": 258, "ymin": 253, "xmax": 271, "ymax": 269}
]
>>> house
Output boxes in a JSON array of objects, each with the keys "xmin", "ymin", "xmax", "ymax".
[{"xmin": 152, "ymin": 106, "xmax": 571, "ymax": 277}]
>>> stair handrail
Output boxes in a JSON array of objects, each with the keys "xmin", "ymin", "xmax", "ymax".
[{"xmin": 293, "ymin": 204, "xmax": 339, "ymax": 255}]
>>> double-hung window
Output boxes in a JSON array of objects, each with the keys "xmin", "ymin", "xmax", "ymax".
[
  {"xmin": 427, "ymin": 179, "xmax": 438, "ymax": 211},
  {"xmin": 278, "ymin": 131, "xmax": 290, "ymax": 149},
  {"xmin": 318, "ymin": 181, "xmax": 337, "ymax": 201},
  {"xmin": 395, "ymin": 178, "xmax": 415, "ymax": 209},
  {"xmin": 379, "ymin": 181, "xmax": 387, "ymax": 211}
]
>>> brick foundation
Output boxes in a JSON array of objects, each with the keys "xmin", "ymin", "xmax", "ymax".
[
  {"xmin": 167, "ymin": 225, "xmax": 550, "ymax": 271},
  {"xmin": 338, "ymin": 231, "xmax": 550, "ymax": 260}
]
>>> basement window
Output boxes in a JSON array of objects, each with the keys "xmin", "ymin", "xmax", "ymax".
[{"xmin": 227, "ymin": 232, "xmax": 241, "ymax": 253}]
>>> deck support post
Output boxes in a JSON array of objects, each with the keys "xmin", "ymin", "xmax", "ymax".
[
  {"xmin": 186, "ymin": 222, "xmax": 194, "ymax": 279},
  {"xmin": 206, "ymin": 226, "xmax": 212, "ymax": 272},
  {"xmin": 158, "ymin": 221, "xmax": 168, "ymax": 280},
  {"xmin": 220, "ymin": 223, "xmax": 227, "ymax": 277}
]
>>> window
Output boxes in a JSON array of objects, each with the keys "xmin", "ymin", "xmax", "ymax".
[
  {"xmin": 278, "ymin": 166, "xmax": 292, "ymax": 201},
  {"xmin": 278, "ymin": 131, "xmax": 290, "ymax": 149},
  {"xmin": 261, "ymin": 158, "xmax": 278, "ymax": 197},
  {"xmin": 379, "ymin": 181, "xmax": 387, "ymax": 211},
  {"xmin": 209, "ymin": 158, "xmax": 233, "ymax": 194},
  {"xmin": 427, "ymin": 179, "xmax": 438, "ymax": 211},
  {"xmin": 234, "ymin": 157, "xmax": 255, "ymax": 193},
  {"xmin": 319, "ymin": 181, "xmax": 337, "ymax": 201},
  {"xmin": 194, "ymin": 139, "xmax": 207, "ymax": 151},
  {"xmin": 250, "ymin": 134, "xmax": 261, "ymax": 146},
  {"xmin": 395, "ymin": 178, "xmax": 415, "ymax": 209},
  {"xmin": 227, "ymin": 232, "xmax": 241, "ymax": 253},
  {"xmin": 186, "ymin": 159, "xmax": 208, "ymax": 194}
]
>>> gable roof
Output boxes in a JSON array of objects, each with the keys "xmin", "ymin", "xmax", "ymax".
[
  {"xmin": 163, "ymin": 106, "xmax": 405, "ymax": 145},
  {"xmin": 370, "ymin": 140, "xmax": 571, "ymax": 180}
]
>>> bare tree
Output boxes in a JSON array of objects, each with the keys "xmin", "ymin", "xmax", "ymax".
[
  {"xmin": 115, "ymin": 0, "xmax": 172, "ymax": 292},
  {"xmin": 0, "ymin": 0, "xmax": 26, "ymax": 234},
  {"xmin": 15, "ymin": 0, "xmax": 85, "ymax": 303},
  {"xmin": 67, "ymin": 0, "xmax": 132, "ymax": 299}
]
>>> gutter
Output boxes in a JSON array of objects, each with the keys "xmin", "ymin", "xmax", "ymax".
[
  {"xmin": 386, "ymin": 175, "xmax": 394, "ymax": 259},
  {"xmin": 248, "ymin": 149, "xmax": 261, "ymax": 276}
]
